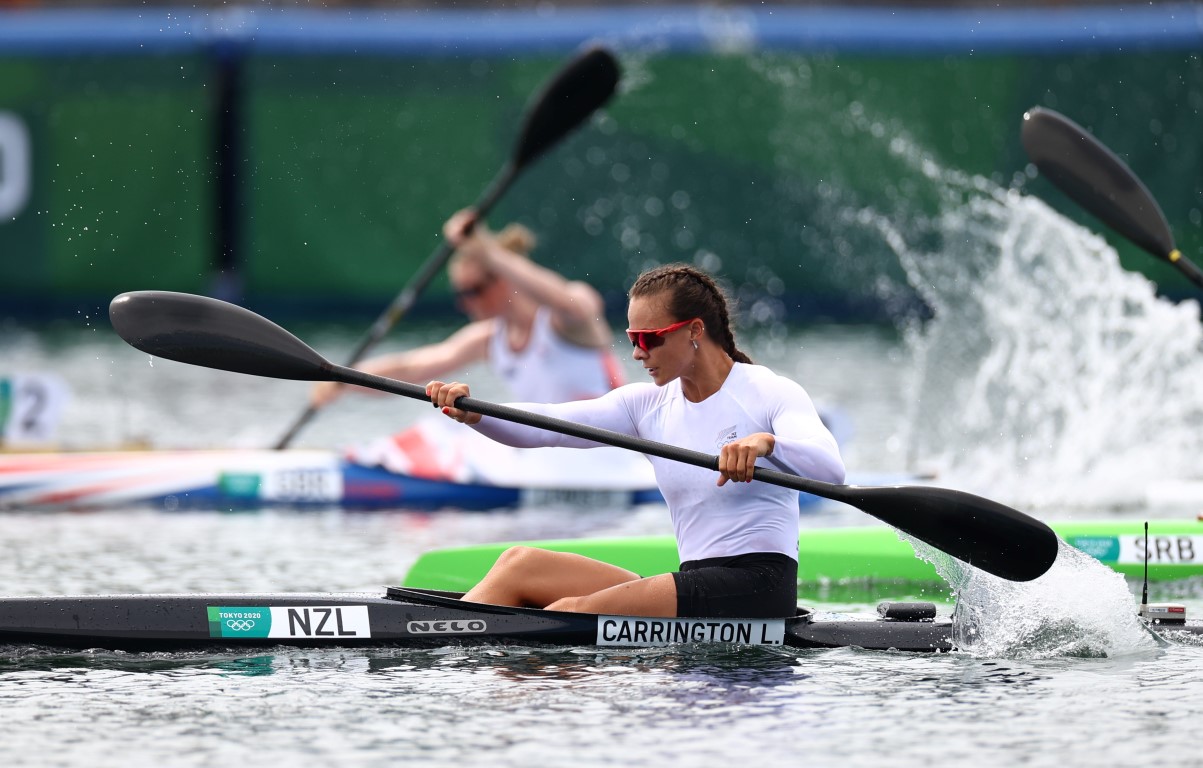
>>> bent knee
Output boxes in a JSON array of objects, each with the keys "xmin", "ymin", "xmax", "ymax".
[{"xmin": 493, "ymin": 545, "xmax": 557, "ymax": 573}]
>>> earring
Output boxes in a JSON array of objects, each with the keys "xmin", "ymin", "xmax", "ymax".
[{"xmin": 692, "ymin": 339, "xmax": 699, "ymax": 351}]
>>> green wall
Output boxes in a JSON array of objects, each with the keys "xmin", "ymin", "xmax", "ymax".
[
  {"xmin": 240, "ymin": 49, "xmax": 1203, "ymax": 314},
  {"xmin": 0, "ymin": 55, "xmax": 215, "ymax": 307}
]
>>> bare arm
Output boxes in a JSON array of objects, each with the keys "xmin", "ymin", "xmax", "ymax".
[
  {"xmin": 483, "ymin": 241, "xmax": 609, "ymax": 347},
  {"xmin": 446, "ymin": 210, "xmax": 611, "ymax": 348},
  {"xmin": 310, "ymin": 321, "xmax": 493, "ymax": 407}
]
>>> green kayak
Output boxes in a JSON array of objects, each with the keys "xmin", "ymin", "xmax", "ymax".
[{"xmin": 402, "ymin": 519, "xmax": 1203, "ymax": 591}]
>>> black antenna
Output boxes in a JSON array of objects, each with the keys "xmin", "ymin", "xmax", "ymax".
[{"xmin": 1141, "ymin": 521, "xmax": 1149, "ymax": 609}]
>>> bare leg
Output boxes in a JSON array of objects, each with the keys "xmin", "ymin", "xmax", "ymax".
[
  {"xmin": 546, "ymin": 573, "xmax": 677, "ymax": 617},
  {"xmin": 461, "ymin": 546, "xmax": 641, "ymax": 608}
]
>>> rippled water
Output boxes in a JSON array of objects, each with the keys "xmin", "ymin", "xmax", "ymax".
[
  {"xmin": 3, "ymin": 360, "xmax": 1203, "ymax": 768},
  {"xmin": 4, "ymin": 609, "xmax": 1203, "ymax": 768}
]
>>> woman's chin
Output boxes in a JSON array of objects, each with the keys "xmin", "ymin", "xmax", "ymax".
[{"xmin": 646, "ymin": 369, "xmax": 672, "ymax": 387}]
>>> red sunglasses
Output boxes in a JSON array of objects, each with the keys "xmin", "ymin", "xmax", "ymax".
[{"xmin": 625, "ymin": 318, "xmax": 698, "ymax": 351}]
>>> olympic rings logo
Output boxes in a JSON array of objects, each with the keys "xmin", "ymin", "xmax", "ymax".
[{"xmin": 226, "ymin": 619, "xmax": 258, "ymax": 632}]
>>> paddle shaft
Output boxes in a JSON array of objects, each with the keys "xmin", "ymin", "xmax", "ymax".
[
  {"xmin": 333, "ymin": 364, "xmax": 740, "ymax": 472},
  {"xmin": 1168, "ymin": 249, "xmax": 1203, "ymax": 291},
  {"xmin": 271, "ymin": 163, "xmax": 516, "ymax": 449},
  {"xmin": 349, "ymin": 164, "xmax": 516, "ymax": 366},
  {"xmin": 330, "ymin": 365, "xmax": 982, "ymax": 507}
]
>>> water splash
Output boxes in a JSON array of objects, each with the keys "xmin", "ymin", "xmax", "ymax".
[
  {"xmin": 739, "ymin": 54, "xmax": 1203, "ymax": 509},
  {"xmin": 906, "ymin": 536, "xmax": 1156, "ymax": 659},
  {"xmin": 857, "ymin": 130, "xmax": 1203, "ymax": 510}
]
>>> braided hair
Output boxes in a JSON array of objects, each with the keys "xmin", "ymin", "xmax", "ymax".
[{"xmin": 629, "ymin": 263, "xmax": 753, "ymax": 364}]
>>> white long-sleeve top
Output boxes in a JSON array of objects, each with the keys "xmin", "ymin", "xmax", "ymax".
[
  {"xmin": 471, "ymin": 362, "xmax": 845, "ymax": 562},
  {"xmin": 489, "ymin": 307, "xmax": 624, "ymax": 403}
]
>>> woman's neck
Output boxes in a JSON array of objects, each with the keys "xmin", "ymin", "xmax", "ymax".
[
  {"xmin": 501, "ymin": 295, "xmax": 539, "ymax": 352},
  {"xmin": 678, "ymin": 349, "xmax": 736, "ymax": 403}
]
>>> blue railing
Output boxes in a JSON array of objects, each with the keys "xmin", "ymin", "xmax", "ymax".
[{"xmin": 0, "ymin": 4, "xmax": 1200, "ymax": 56}]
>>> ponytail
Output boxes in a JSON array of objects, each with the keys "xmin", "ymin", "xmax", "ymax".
[{"xmin": 449, "ymin": 221, "xmax": 537, "ymax": 272}]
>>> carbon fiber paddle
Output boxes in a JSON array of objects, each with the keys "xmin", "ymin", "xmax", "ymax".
[
  {"xmin": 1021, "ymin": 106, "xmax": 1203, "ymax": 290},
  {"xmin": 111, "ymin": 290, "xmax": 1060, "ymax": 583}
]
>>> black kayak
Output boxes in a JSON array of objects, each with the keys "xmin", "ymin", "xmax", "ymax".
[{"xmin": 0, "ymin": 587, "xmax": 1197, "ymax": 653}]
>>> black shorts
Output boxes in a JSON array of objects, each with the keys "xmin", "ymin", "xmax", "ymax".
[{"xmin": 672, "ymin": 552, "xmax": 798, "ymax": 618}]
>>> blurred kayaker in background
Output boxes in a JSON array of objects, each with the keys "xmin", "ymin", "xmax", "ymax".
[{"xmin": 311, "ymin": 207, "xmax": 623, "ymax": 409}]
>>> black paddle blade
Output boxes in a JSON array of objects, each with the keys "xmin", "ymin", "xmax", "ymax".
[
  {"xmin": 842, "ymin": 485, "xmax": 1059, "ymax": 581},
  {"xmin": 109, "ymin": 291, "xmax": 332, "ymax": 381},
  {"xmin": 512, "ymin": 46, "xmax": 620, "ymax": 170},
  {"xmin": 1021, "ymin": 107, "xmax": 1175, "ymax": 261}
]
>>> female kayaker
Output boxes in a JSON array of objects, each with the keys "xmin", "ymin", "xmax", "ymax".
[
  {"xmin": 311, "ymin": 207, "xmax": 623, "ymax": 408},
  {"xmin": 427, "ymin": 263, "xmax": 845, "ymax": 619}
]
